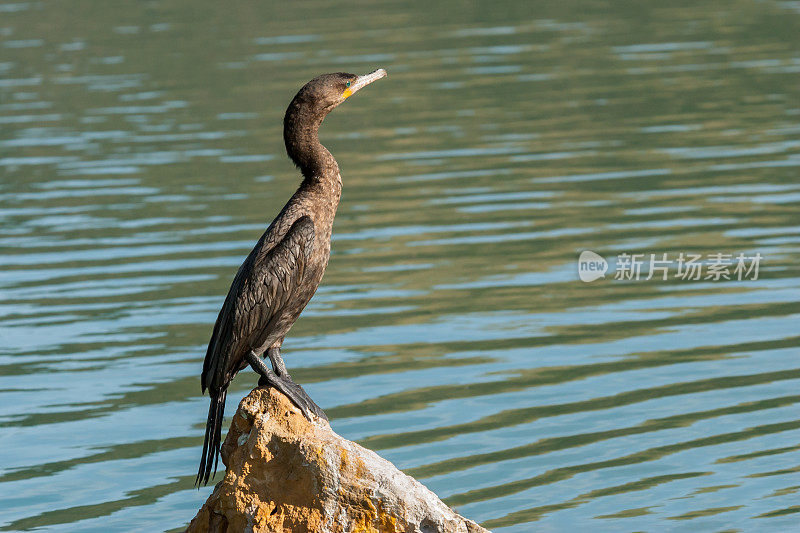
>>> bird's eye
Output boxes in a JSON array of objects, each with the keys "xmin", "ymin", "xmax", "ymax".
[{"xmin": 346, "ymin": 81, "xmax": 351, "ymax": 87}]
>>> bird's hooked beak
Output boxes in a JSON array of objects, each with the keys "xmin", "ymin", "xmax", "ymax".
[{"xmin": 342, "ymin": 68, "xmax": 387, "ymax": 100}]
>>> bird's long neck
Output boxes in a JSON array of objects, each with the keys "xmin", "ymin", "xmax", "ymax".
[{"xmin": 284, "ymin": 102, "xmax": 341, "ymax": 196}]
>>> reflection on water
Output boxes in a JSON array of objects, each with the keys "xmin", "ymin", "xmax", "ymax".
[{"xmin": 1, "ymin": 1, "xmax": 799, "ymax": 531}]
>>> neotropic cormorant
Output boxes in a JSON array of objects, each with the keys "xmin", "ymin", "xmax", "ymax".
[{"xmin": 197, "ymin": 69, "xmax": 387, "ymax": 486}]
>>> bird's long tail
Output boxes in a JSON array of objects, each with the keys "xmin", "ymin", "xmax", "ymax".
[{"xmin": 196, "ymin": 388, "xmax": 227, "ymax": 486}]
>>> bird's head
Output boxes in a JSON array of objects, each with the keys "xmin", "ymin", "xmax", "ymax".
[
  {"xmin": 289, "ymin": 69, "xmax": 388, "ymax": 116},
  {"xmin": 284, "ymin": 69, "xmax": 387, "ymax": 176}
]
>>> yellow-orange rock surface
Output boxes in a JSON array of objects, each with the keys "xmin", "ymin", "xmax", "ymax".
[{"xmin": 186, "ymin": 387, "xmax": 489, "ymax": 533}]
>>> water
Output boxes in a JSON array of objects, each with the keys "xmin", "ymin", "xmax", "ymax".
[{"xmin": 1, "ymin": 1, "xmax": 799, "ymax": 531}]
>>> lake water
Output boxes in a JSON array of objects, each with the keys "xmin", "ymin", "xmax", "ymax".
[{"xmin": 1, "ymin": 1, "xmax": 799, "ymax": 531}]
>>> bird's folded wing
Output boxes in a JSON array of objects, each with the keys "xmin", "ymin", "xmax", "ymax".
[{"xmin": 202, "ymin": 216, "xmax": 315, "ymax": 392}]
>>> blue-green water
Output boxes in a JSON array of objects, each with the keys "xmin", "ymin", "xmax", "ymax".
[{"xmin": 1, "ymin": 1, "xmax": 799, "ymax": 531}]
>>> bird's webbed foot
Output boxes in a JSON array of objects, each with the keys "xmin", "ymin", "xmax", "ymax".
[{"xmin": 246, "ymin": 351, "xmax": 328, "ymax": 422}]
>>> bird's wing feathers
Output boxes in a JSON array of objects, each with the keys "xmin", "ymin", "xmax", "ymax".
[{"xmin": 201, "ymin": 215, "xmax": 315, "ymax": 392}]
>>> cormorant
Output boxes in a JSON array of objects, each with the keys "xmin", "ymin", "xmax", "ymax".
[{"xmin": 197, "ymin": 69, "xmax": 387, "ymax": 486}]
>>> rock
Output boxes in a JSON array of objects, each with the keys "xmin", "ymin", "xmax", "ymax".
[{"xmin": 186, "ymin": 387, "xmax": 490, "ymax": 533}]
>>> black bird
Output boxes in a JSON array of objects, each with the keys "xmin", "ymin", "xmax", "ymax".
[{"xmin": 197, "ymin": 69, "xmax": 387, "ymax": 485}]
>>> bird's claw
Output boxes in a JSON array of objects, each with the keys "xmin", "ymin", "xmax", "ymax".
[
  {"xmin": 259, "ymin": 373, "xmax": 328, "ymax": 422},
  {"xmin": 281, "ymin": 377, "xmax": 328, "ymax": 421}
]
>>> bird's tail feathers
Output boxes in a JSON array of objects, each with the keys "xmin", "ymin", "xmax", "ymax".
[{"xmin": 196, "ymin": 388, "xmax": 227, "ymax": 486}]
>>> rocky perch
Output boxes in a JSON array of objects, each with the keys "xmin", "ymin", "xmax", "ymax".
[{"xmin": 186, "ymin": 388, "xmax": 489, "ymax": 533}]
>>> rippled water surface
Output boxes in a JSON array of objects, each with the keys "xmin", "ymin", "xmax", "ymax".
[{"xmin": 2, "ymin": 1, "xmax": 800, "ymax": 531}]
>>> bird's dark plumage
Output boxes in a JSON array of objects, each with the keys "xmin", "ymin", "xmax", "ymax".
[{"xmin": 197, "ymin": 69, "xmax": 386, "ymax": 486}]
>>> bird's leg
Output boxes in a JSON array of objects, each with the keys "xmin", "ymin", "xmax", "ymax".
[
  {"xmin": 267, "ymin": 346, "xmax": 328, "ymax": 421},
  {"xmin": 245, "ymin": 350, "xmax": 328, "ymax": 422},
  {"xmin": 267, "ymin": 346, "xmax": 288, "ymax": 377}
]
